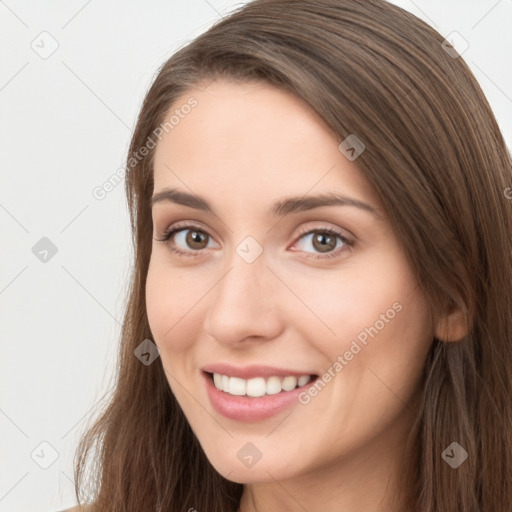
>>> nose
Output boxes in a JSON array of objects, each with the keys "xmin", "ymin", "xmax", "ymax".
[{"xmin": 202, "ymin": 251, "xmax": 285, "ymax": 347}]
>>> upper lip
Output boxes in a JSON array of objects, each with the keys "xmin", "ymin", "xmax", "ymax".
[{"xmin": 201, "ymin": 363, "xmax": 317, "ymax": 380}]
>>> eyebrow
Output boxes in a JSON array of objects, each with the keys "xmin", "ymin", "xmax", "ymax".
[{"xmin": 150, "ymin": 187, "xmax": 382, "ymax": 219}]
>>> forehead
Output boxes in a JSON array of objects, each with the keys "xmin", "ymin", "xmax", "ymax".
[{"xmin": 152, "ymin": 79, "xmax": 381, "ymax": 212}]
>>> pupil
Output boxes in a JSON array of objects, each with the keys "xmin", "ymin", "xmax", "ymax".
[
  {"xmin": 189, "ymin": 230, "xmax": 206, "ymax": 248},
  {"xmin": 314, "ymin": 233, "xmax": 335, "ymax": 253}
]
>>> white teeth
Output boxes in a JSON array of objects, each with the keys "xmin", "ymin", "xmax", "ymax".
[
  {"xmin": 298, "ymin": 375, "xmax": 310, "ymax": 387},
  {"xmin": 229, "ymin": 377, "xmax": 246, "ymax": 396},
  {"xmin": 212, "ymin": 372, "xmax": 313, "ymax": 397},
  {"xmin": 247, "ymin": 377, "xmax": 266, "ymax": 397},
  {"xmin": 282, "ymin": 376, "xmax": 297, "ymax": 391},
  {"xmin": 266, "ymin": 376, "xmax": 282, "ymax": 395}
]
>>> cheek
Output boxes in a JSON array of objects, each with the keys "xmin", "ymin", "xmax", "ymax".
[
  {"xmin": 145, "ymin": 257, "xmax": 202, "ymax": 353},
  {"xmin": 291, "ymin": 252, "xmax": 433, "ymax": 375},
  {"xmin": 283, "ymin": 259, "xmax": 415, "ymax": 348},
  {"xmin": 321, "ymin": 264, "xmax": 433, "ymax": 417},
  {"xmin": 361, "ymin": 284, "xmax": 433, "ymax": 380}
]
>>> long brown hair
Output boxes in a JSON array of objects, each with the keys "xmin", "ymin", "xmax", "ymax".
[{"xmin": 74, "ymin": 0, "xmax": 512, "ymax": 510}]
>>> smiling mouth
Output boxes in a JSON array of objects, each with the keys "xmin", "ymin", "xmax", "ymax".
[{"xmin": 205, "ymin": 371, "xmax": 318, "ymax": 397}]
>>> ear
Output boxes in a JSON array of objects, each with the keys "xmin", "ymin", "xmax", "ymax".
[{"xmin": 434, "ymin": 303, "xmax": 470, "ymax": 342}]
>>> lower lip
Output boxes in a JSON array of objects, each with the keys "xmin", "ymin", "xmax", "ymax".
[{"xmin": 202, "ymin": 371, "xmax": 317, "ymax": 421}]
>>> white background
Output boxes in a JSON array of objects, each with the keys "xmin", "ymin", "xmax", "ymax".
[{"xmin": 1, "ymin": 1, "xmax": 511, "ymax": 510}]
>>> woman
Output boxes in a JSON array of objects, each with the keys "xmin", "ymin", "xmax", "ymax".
[{"xmin": 68, "ymin": 0, "xmax": 512, "ymax": 510}]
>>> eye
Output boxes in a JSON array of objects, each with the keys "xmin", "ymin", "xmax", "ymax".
[
  {"xmin": 155, "ymin": 222, "xmax": 353, "ymax": 260},
  {"xmin": 291, "ymin": 227, "xmax": 353, "ymax": 259},
  {"xmin": 155, "ymin": 223, "xmax": 217, "ymax": 257}
]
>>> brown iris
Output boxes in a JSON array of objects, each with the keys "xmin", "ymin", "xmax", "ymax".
[
  {"xmin": 312, "ymin": 232, "xmax": 337, "ymax": 253},
  {"xmin": 186, "ymin": 229, "xmax": 209, "ymax": 250}
]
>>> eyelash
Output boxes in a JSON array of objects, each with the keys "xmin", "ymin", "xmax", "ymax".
[{"xmin": 155, "ymin": 222, "xmax": 353, "ymax": 260}]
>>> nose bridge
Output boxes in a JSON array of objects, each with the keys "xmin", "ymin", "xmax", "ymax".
[
  {"xmin": 203, "ymin": 241, "xmax": 283, "ymax": 344},
  {"xmin": 216, "ymin": 232, "xmax": 271, "ymax": 304}
]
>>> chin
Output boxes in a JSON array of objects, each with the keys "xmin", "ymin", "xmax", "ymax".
[{"xmin": 201, "ymin": 444, "xmax": 303, "ymax": 484}]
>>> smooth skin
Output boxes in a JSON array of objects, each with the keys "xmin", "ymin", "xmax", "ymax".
[{"xmin": 146, "ymin": 80, "xmax": 466, "ymax": 512}]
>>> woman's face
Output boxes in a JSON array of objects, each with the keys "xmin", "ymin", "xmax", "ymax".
[{"xmin": 146, "ymin": 79, "xmax": 434, "ymax": 483}]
